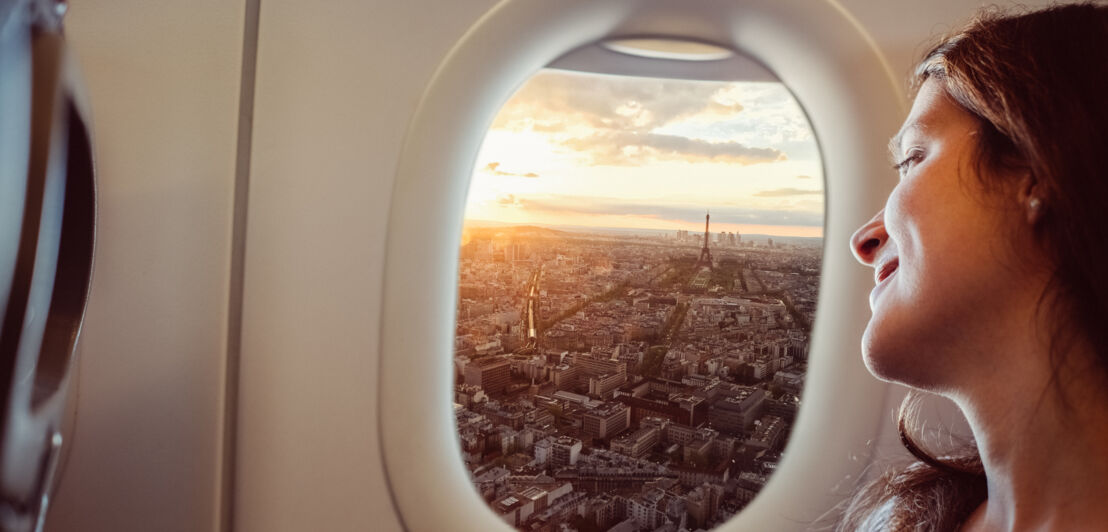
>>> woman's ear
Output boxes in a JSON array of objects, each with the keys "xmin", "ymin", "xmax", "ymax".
[{"xmin": 1016, "ymin": 172, "xmax": 1044, "ymax": 224}]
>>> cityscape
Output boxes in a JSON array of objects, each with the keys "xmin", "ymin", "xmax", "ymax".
[
  {"xmin": 453, "ymin": 66, "xmax": 822, "ymax": 531},
  {"xmin": 453, "ymin": 214, "xmax": 819, "ymax": 532}
]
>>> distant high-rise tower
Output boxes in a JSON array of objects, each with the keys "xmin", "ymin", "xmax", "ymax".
[{"xmin": 697, "ymin": 211, "xmax": 713, "ymax": 269}]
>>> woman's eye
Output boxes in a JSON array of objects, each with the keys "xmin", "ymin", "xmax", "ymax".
[{"xmin": 893, "ymin": 151, "xmax": 923, "ymax": 176}]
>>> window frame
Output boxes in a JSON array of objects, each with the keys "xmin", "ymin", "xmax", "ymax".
[{"xmin": 379, "ymin": 0, "xmax": 904, "ymax": 530}]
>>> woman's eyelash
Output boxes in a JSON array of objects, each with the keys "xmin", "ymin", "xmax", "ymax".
[{"xmin": 893, "ymin": 152, "xmax": 922, "ymax": 173}]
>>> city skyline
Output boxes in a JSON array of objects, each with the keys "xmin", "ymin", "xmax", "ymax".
[
  {"xmin": 453, "ymin": 227, "xmax": 817, "ymax": 530},
  {"xmin": 464, "ymin": 69, "xmax": 825, "ymax": 238}
]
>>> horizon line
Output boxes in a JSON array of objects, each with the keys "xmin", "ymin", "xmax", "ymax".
[{"xmin": 462, "ymin": 218, "xmax": 824, "ymax": 239}]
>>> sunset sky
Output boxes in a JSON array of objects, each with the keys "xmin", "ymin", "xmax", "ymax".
[{"xmin": 464, "ymin": 69, "xmax": 824, "ymax": 238}]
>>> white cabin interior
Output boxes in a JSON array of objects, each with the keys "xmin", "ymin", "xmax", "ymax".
[{"xmin": 42, "ymin": 1, "xmax": 1061, "ymax": 530}]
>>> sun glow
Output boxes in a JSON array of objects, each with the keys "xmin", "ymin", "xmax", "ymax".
[{"xmin": 465, "ymin": 69, "xmax": 824, "ymax": 238}]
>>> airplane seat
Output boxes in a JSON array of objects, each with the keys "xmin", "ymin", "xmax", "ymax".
[{"xmin": 0, "ymin": 1, "xmax": 96, "ymax": 531}]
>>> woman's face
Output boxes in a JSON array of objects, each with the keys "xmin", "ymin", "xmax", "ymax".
[{"xmin": 851, "ymin": 79, "xmax": 1033, "ymax": 390}]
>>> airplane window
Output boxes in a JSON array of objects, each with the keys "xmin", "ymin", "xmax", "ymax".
[{"xmin": 453, "ymin": 58, "xmax": 823, "ymax": 530}]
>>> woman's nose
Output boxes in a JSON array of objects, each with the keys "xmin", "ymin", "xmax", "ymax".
[{"xmin": 851, "ymin": 209, "xmax": 888, "ymax": 266}]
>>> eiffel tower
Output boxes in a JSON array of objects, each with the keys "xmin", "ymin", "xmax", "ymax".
[{"xmin": 696, "ymin": 211, "xmax": 713, "ymax": 270}]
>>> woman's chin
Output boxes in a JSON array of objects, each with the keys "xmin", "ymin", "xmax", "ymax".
[
  {"xmin": 861, "ymin": 342, "xmax": 898, "ymax": 383},
  {"xmin": 862, "ymin": 351, "xmax": 905, "ymax": 385},
  {"xmin": 861, "ymin": 320, "xmax": 919, "ymax": 386},
  {"xmin": 861, "ymin": 330, "xmax": 952, "ymax": 391}
]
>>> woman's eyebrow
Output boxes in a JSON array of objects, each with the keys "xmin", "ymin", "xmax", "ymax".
[
  {"xmin": 888, "ymin": 122, "xmax": 926, "ymax": 161},
  {"xmin": 887, "ymin": 136, "xmax": 902, "ymax": 164}
]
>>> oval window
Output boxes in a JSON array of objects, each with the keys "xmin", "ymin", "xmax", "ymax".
[{"xmin": 453, "ymin": 42, "xmax": 823, "ymax": 531}]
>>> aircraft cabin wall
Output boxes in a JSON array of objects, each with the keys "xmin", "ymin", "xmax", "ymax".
[
  {"xmin": 39, "ymin": 1, "xmax": 1060, "ymax": 531},
  {"xmin": 43, "ymin": 1, "xmax": 247, "ymax": 532}
]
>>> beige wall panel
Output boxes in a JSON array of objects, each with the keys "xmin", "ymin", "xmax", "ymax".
[
  {"xmin": 236, "ymin": 0, "xmax": 495, "ymax": 530},
  {"xmin": 45, "ymin": 1, "xmax": 245, "ymax": 531}
]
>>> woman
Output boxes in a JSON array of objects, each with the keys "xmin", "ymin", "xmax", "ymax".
[{"xmin": 843, "ymin": 3, "xmax": 1108, "ymax": 531}]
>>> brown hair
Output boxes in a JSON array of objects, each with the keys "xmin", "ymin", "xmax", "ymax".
[{"xmin": 840, "ymin": 4, "xmax": 1108, "ymax": 530}]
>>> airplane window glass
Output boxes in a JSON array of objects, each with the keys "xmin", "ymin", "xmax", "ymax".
[{"xmin": 454, "ymin": 64, "xmax": 822, "ymax": 530}]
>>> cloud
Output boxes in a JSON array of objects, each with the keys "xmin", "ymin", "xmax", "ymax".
[
  {"xmin": 496, "ymin": 194, "xmax": 521, "ymax": 206},
  {"xmin": 493, "ymin": 71, "xmax": 736, "ymax": 134},
  {"xmin": 517, "ymin": 195, "xmax": 822, "ymax": 227},
  {"xmin": 482, "ymin": 161, "xmax": 540, "ymax": 178},
  {"xmin": 652, "ymin": 83, "xmax": 819, "ymax": 162},
  {"xmin": 487, "ymin": 70, "xmax": 786, "ymax": 167},
  {"xmin": 564, "ymin": 132, "xmax": 785, "ymax": 166},
  {"xmin": 752, "ymin": 187, "xmax": 822, "ymax": 197}
]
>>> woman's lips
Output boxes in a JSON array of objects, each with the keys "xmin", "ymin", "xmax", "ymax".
[
  {"xmin": 876, "ymin": 258, "xmax": 899, "ymax": 284},
  {"xmin": 870, "ymin": 258, "xmax": 899, "ymax": 309}
]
